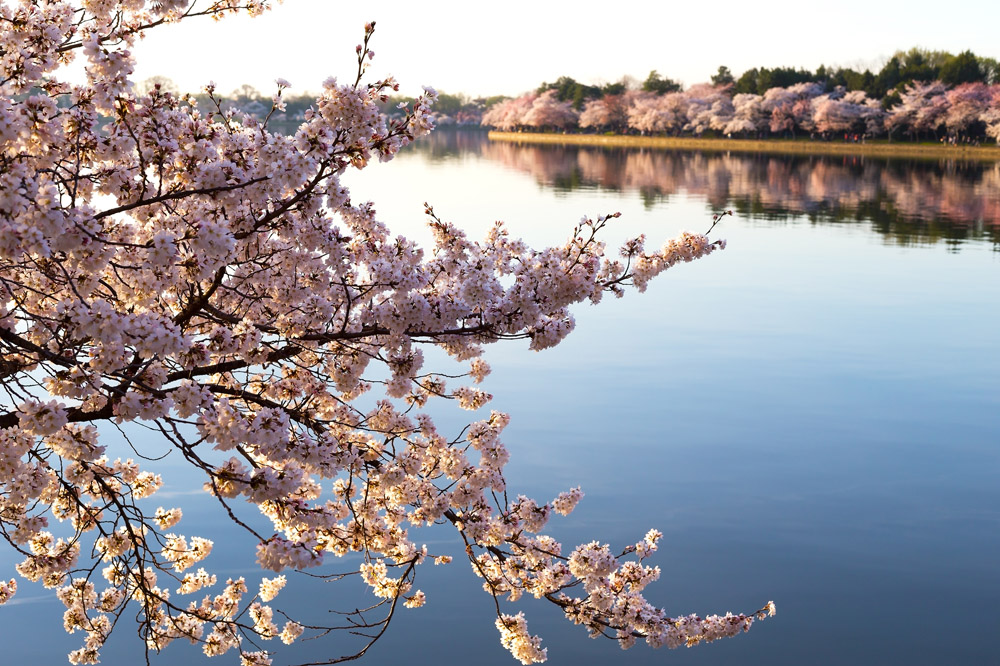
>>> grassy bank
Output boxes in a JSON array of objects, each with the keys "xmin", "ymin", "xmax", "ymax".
[{"xmin": 487, "ymin": 131, "xmax": 1000, "ymax": 161}]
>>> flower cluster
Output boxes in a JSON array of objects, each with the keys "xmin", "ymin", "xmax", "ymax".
[
  {"xmin": 484, "ymin": 80, "xmax": 1000, "ymax": 143},
  {"xmin": 0, "ymin": 2, "xmax": 768, "ymax": 664},
  {"xmin": 497, "ymin": 612, "xmax": 548, "ymax": 665}
]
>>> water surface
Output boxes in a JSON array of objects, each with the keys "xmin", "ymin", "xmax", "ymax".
[{"xmin": 5, "ymin": 131, "xmax": 998, "ymax": 665}]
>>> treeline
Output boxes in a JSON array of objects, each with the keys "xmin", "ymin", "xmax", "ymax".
[
  {"xmin": 136, "ymin": 78, "xmax": 490, "ymax": 126},
  {"xmin": 481, "ymin": 48, "xmax": 1000, "ymax": 143},
  {"xmin": 523, "ymin": 48, "xmax": 998, "ymax": 111},
  {"xmin": 136, "ymin": 47, "xmax": 1000, "ymax": 140},
  {"xmin": 135, "ymin": 79, "xmax": 318, "ymax": 121},
  {"xmin": 136, "ymin": 77, "xmax": 493, "ymax": 126},
  {"xmin": 728, "ymin": 48, "xmax": 997, "ymax": 102}
]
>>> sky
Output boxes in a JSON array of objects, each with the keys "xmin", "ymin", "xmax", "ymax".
[{"xmin": 123, "ymin": 0, "xmax": 1000, "ymax": 99}]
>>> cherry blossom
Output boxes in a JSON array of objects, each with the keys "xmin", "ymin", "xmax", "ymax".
[
  {"xmin": 886, "ymin": 81, "xmax": 950, "ymax": 139},
  {"xmin": 944, "ymin": 82, "xmax": 993, "ymax": 137},
  {"xmin": 522, "ymin": 90, "xmax": 578, "ymax": 130},
  {"xmin": 627, "ymin": 91, "xmax": 688, "ymax": 135},
  {"xmin": 813, "ymin": 89, "xmax": 885, "ymax": 136},
  {"xmin": 577, "ymin": 92, "xmax": 642, "ymax": 133},
  {"xmin": 0, "ymin": 2, "xmax": 772, "ymax": 664}
]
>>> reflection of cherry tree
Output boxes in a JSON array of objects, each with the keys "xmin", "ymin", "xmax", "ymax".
[
  {"xmin": 481, "ymin": 145, "xmax": 1000, "ymax": 241},
  {"xmin": 480, "ymin": 142, "xmax": 582, "ymax": 184}
]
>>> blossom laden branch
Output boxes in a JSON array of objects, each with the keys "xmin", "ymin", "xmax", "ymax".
[{"xmin": 0, "ymin": 3, "xmax": 771, "ymax": 665}]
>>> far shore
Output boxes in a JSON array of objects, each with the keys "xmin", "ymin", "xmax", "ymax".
[{"xmin": 487, "ymin": 131, "xmax": 1000, "ymax": 161}]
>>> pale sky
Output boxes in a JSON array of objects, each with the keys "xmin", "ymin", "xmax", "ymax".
[{"xmin": 125, "ymin": 0, "xmax": 1000, "ymax": 99}]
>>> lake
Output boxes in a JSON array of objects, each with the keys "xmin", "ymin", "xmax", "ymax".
[{"xmin": 4, "ymin": 130, "xmax": 999, "ymax": 665}]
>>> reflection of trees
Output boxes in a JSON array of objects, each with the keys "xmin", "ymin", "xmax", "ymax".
[
  {"xmin": 479, "ymin": 139, "xmax": 1000, "ymax": 249},
  {"xmin": 400, "ymin": 128, "xmax": 491, "ymax": 161}
]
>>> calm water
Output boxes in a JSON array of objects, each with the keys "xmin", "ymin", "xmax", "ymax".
[{"xmin": 4, "ymin": 131, "xmax": 999, "ymax": 665}]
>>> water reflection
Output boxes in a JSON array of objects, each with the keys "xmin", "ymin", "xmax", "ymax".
[{"xmin": 409, "ymin": 131, "xmax": 1000, "ymax": 249}]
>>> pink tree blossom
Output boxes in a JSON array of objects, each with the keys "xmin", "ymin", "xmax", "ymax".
[
  {"xmin": 522, "ymin": 89, "xmax": 579, "ymax": 130},
  {"xmin": 944, "ymin": 82, "xmax": 992, "ymax": 137},
  {"xmin": 482, "ymin": 93, "xmax": 539, "ymax": 130},
  {"xmin": 683, "ymin": 83, "xmax": 733, "ymax": 135},
  {"xmin": 723, "ymin": 93, "xmax": 767, "ymax": 135},
  {"xmin": 983, "ymin": 86, "xmax": 1000, "ymax": 143},
  {"xmin": 0, "ymin": 2, "xmax": 771, "ymax": 665},
  {"xmin": 627, "ymin": 91, "xmax": 688, "ymax": 134},
  {"xmin": 578, "ymin": 98, "xmax": 613, "ymax": 129},
  {"xmin": 765, "ymin": 82, "xmax": 824, "ymax": 136},
  {"xmin": 578, "ymin": 93, "xmax": 633, "ymax": 132},
  {"xmin": 886, "ymin": 81, "xmax": 950, "ymax": 139},
  {"xmin": 812, "ymin": 89, "xmax": 885, "ymax": 136}
]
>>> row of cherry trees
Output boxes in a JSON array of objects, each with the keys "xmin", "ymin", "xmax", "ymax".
[{"xmin": 482, "ymin": 81, "xmax": 1000, "ymax": 143}]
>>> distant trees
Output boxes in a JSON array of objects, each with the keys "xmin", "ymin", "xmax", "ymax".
[
  {"xmin": 642, "ymin": 70, "xmax": 682, "ymax": 95},
  {"xmin": 536, "ymin": 76, "xmax": 602, "ymax": 110},
  {"xmin": 711, "ymin": 66, "xmax": 735, "ymax": 87},
  {"xmin": 136, "ymin": 76, "xmax": 179, "ymax": 96},
  {"xmin": 482, "ymin": 46, "xmax": 1000, "ymax": 144},
  {"xmin": 734, "ymin": 66, "xmax": 814, "ymax": 95},
  {"xmin": 939, "ymin": 50, "xmax": 986, "ymax": 85}
]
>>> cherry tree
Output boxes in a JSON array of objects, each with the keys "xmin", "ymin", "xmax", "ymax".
[
  {"xmin": 683, "ymin": 83, "xmax": 732, "ymax": 135},
  {"xmin": 0, "ymin": 2, "xmax": 773, "ymax": 665},
  {"xmin": 722, "ymin": 93, "xmax": 767, "ymax": 136},
  {"xmin": 522, "ymin": 89, "xmax": 578, "ymax": 131},
  {"xmin": 482, "ymin": 93, "xmax": 539, "ymax": 131},
  {"xmin": 578, "ymin": 97, "xmax": 615, "ymax": 131},
  {"xmin": 578, "ymin": 93, "xmax": 634, "ymax": 133},
  {"xmin": 762, "ymin": 86, "xmax": 798, "ymax": 136},
  {"xmin": 764, "ymin": 82, "xmax": 823, "ymax": 137},
  {"xmin": 624, "ymin": 92, "xmax": 664, "ymax": 134},
  {"xmin": 885, "ymin": 81, "xmax": 949, "ymax": 140},
  {"xmin": 627, "ymin": 91, "xmax": 688, "ymax": 135},
  {"xmin": 983, "ymin": 86, "xmax": 1000, "ymax": 143},
  {"xmin": 812, "ymin": 89, "xmax": 885, "ymax": 137},
  {"xmin": 944, "ymin": 82, "xmax": 992, "ymax": 138}
]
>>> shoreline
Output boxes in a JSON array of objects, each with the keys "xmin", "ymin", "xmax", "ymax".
[{"xmin": 487, "ymin": 131, "xmax": 1000, "ymax": 161}]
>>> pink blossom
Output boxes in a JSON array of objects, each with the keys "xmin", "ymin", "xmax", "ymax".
[{"xmin": 0, "ymin": 4, "xmax": 767, "ymax": 664}]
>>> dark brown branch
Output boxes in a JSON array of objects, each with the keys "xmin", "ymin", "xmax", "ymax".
[{"xmin": 93, "ymin": 177, "xmax": 270, "ymax": 220}]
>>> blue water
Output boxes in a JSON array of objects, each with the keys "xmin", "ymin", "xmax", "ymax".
[{"xmin": 4, "ymin": 133, "xmax": 999, "ymax": 665}]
